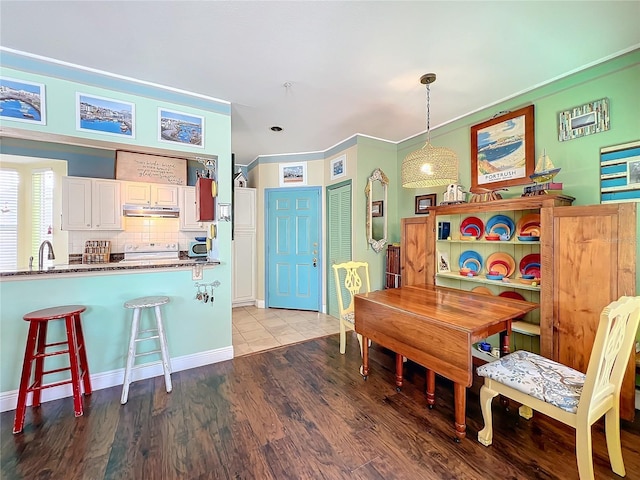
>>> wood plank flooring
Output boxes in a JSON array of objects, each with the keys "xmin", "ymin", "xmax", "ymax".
[{"xmin": 2, "ymin": 332, "xmax": 639, "ymax": 479}]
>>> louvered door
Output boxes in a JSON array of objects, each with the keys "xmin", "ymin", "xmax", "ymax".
[{"xmin": 326, "ymin": 181, "xmax": 352, "ymax": 318}]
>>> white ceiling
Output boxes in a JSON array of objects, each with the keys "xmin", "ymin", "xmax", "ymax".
[{"xmin": 1, "ymin": 1, "xmax": 639, "ymax": 166}]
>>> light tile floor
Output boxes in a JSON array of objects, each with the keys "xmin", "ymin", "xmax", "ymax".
[{"xmin": 232, "ymin": 306, "xmax": 341, "ymax": 356}]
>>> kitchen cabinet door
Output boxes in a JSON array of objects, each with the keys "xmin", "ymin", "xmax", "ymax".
[
  {"xmin": 62, "ymin": 177, "xmax": 122, "ymax": 230},
  {"xmin": 153, "ymin": 184, "xmax": 179, "ymax": 206},
  {"xmin": 62, "ymin": 177, "xmax": 92, "ymax": 230},
  {"xmin": 179, "ymin": 187, "xmax": 205, "ymax": 231},
  {"xmin": 232, "ymin": 231, "xmax": 256, "ymax": 305},
  {"xmin": 92, "ymin": 179, "xmax": 122, "ymax": 230}
]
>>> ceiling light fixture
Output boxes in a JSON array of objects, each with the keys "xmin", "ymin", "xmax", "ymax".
[
  {"xmin": 402, "ymin": 73, "xmax": 458, "ymax": 188},
  {"xmin": 270, "ymin": 126, "xmax": 283, "ymax": 132}
]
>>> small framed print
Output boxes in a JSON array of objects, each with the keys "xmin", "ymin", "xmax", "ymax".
[
  {"xmin": 77, "ymin": 92, "xmax": 135, "ymax": 137},
  {"xmin": 415, "ymin": 194, "xmax": 437, "ymax": 214},
  {"xmin": 437, "ymin": 251, "xmax": 451, "ymax": 273},
  {"xmin": 158, "ymin": 108, "xmax": 204, "ymax": 148},
  {"xmin": 0, "ymin": 77, "xmax": 46, "ymax": 124},
  {"xmin": 279, "ymin": 162, "xmax": 307, "ymax": 187},
  {"xmin": 330, "ymin": 154, "xmax": 346, "ymax": 180},
  {"xmin": 371, "ymin": 200, "xmax": 383, "ymax": 217}
]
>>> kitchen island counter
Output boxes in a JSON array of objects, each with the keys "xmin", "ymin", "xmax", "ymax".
[{"xmin": 1, "ymin": 258, "xmax": 221, "ymax": 278}]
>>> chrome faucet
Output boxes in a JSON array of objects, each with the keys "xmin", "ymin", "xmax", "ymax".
[{"xmin": 38, "ymin": 240, "xmax": 55, "ymax": 270}]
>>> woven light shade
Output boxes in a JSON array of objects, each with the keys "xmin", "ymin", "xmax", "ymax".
[
  {"xmin": 402, "ymin": 73, "xmax": 458, "ymax": 188},
  {"xmin": 402, "ymin": 142, "xmax": 458, "ymax": 188}
]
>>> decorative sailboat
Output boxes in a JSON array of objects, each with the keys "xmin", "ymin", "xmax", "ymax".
[{"xmin": 529, "ymin": 149, "xmax": 561, "ymax": 183}]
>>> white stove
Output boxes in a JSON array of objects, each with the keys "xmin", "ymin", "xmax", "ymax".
[{"xmin": 120, "ymin": 242, "xmax": 180, "ymax": 263}]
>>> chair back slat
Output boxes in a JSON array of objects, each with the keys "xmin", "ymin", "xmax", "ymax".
[
  {"xmin": 332, "ymin": 261, "xmax": 371, "ymax": 315},
  {"xmin": 578, "ymin": 296, "xmax": 640, "ymax": 413}
]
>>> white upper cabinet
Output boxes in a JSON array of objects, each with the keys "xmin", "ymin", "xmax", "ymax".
[
  {"xmin": 179, "ymin": 186, "xmax": 206, "ymax": 232},
  {"xmin": 122, "ymin": 181, "xmax": 178, "ymax": 207},
  {"xmin": 62, "ymin": 177, "xmax": 122, "ymax": 230}
]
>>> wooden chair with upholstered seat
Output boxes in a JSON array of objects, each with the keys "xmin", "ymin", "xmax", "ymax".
[
  {"xmin": 332, "ymin": 261, "xmax": 371, "ymax": 356},
  {"xmin": 476, "ymin": 296, "xmax": 640, "ymax": 480}
]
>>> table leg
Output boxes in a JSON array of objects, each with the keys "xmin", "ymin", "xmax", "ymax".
[
  {"xmin": 361, "ymin": 336, "xmax": 369, "ymax": 379},
  {"xmin": 499, "ymin": 327, "xmax": 511, "ymax": 408},
  {"xmin": 395, "ymin": 354, "xmax": 403, "ymax": 391},
  {"xmin": 500, "ymin": 326, "xmax": 511, "ymax": 356},
  {"xmin": 426, "ymin": 369, "xmax": 436, "ymax": 409},
  {"xmin": 453, "ymin": 383, "xmax": 467, "ymax": 442}
]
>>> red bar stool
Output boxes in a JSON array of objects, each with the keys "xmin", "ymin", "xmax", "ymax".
[{"xmin": 13, "ymin": 305, "xmax": 92, "ymax": 434}]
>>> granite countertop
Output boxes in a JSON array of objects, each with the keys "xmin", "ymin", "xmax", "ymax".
[{"xmin": 0, "ymin": 258, "xmax": 221, "ymax": 278}]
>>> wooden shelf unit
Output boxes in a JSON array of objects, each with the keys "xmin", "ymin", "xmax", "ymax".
[{"xmin": 401, "ymin": 195, "xmax": 638, "ymax": 421}]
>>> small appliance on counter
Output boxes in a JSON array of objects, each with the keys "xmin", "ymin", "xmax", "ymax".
[{"xmin": 188, "ymin": 240, "xmax": 208, "ymax": 258}]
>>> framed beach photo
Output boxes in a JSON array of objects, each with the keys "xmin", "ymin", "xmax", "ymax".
[
  {"xmin": 471, "ymin": 105, "xmax": 535, "ymax": 190},
  {"xmin": 0, "ymin": 77, "xmax": 46, "ymax": 124},
  {"xmin": 158, "ymin": 108, "xmax": 204, "ymax": 148},
  {"xmin": 279, "ymin": 162, "xmax": 307, "ymax": 187},
  {"xmin": 330, "ymin": 154, "xmax": 346, "ymax": 180},
  {"xmin": 76, "ymin": 93, "xmax": 135, "ymax": 137}
]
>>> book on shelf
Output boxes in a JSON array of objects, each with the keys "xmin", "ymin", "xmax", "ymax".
[{"xmin": 522, "ymin": 182, "xmax": 563, "ymax": 196}]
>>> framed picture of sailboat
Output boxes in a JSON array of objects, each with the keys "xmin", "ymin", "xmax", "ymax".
[{"xmin": 470, "ymin": 105, "xmax": 535, "ymax": 190}]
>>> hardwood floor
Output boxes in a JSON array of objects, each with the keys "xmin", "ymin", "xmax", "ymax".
[{"xmin": 2, "ymin": 332, "xmax": 639, "ymax": 479}]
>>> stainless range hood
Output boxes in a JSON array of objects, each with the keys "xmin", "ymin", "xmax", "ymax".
[{"xmin": 122, "ymin": 204, "xmax": 180, "ymax": 218}]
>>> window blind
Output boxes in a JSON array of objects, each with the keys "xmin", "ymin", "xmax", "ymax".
[
  {"xmin": 0, "ymin": 169, "xmax": 19, "ymax": 270},
  {"xmin": 31, "ymin": 169, "xmax": 54, "ymax": 259}
]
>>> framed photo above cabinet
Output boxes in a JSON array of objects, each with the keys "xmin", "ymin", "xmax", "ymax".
[{"xmin": 471, "ymin": 105, "xmax": 535, "ymax": 191}]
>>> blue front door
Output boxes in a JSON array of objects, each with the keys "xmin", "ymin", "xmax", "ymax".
[{"xmin": 266, "ymin": 187, "xmax": 321, "ymax": 311}]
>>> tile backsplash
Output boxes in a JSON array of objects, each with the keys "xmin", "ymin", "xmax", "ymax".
[{"xmin": 69, "ymin": 217, "xmax": 202, "ymax": 254}]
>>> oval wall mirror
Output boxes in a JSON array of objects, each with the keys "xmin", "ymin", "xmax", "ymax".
[{"xmin": 365, "ymin": 168, "xmax": 388, "ymax": 253}]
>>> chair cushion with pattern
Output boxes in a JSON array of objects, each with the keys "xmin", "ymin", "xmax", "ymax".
[
  {"xmin": 342, "ymin": 312, "xmax": 355, "ymax": 324},
  {"xmin": 476, "ymin": 350, "xmax": 585, "ymax": 413}
]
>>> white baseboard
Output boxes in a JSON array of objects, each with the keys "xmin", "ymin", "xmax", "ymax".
[
  {"xmin": 256, "ymin": 299, "xmax": 265, "ymax": 308},
  {"xmin": 0, "ymin": 346, "xmax": 234, "ymax": 413}
]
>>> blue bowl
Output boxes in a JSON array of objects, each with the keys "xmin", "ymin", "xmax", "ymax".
[
  {"xmin": 194, "ymin": 236, "xmax": 207, "ymax": 242},
  {"xmin": 486, "ymin": 274, "xmax": 504, "ymax": 281},
  {"xmin": 518, "ymin": 236, "xmax": 540, "ymax": 242}
]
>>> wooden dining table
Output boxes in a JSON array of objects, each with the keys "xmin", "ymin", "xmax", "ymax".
[{"xmin": 354, "ymin": 283, "xmax": 538, "ymax": 441}]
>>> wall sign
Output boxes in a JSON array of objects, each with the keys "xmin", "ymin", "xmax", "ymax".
[
  {"xmin": 558, "ymin": 98, "xmax": 609, "ymax": 142},
  {"xmin": 600, "ymin": 140, "xmax": 640, "ymax": 203},
  {"xmin": 116, "ymin": 150, "xmax": 187, "ymax": 185}
]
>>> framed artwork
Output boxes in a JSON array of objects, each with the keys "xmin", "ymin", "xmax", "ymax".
[
  {"xmin": 330, "ymin": 154, "xmax": 346, "ymax": 180},
  {"xmin": 558, "ymin": 98, "xmax": 609, "ymax": 142},
  {"xmin": 471, "ymin": 105, "xmax": 535, "ymax": 190},
  {"xmin": 600, "ymin": 140, "xmax": 640, "ymax": 203},
  {"xmin": 371, "ymin": 200, "xmax": 383, "ymax": 217},
  {"xmin": 437, "ymin": 251, "xmax": 451, "ymax": 273},
  {"xmin": 76, "ymin": 92, "xmax": 135, "ymax": 137},
  {"xmin": 279, "ymin": 162, "xmax": 307, "ymax": 187},
  {"xmin": 415, "ymin": 194, "xmax": 437, "ymax": 214},
  {"xmin": 0, "ymin": 77, "xmax": 46, "ymax": 124},
  {"xmin": 158, "ymin": 108, "xmax": 204, "ymax": 148}
]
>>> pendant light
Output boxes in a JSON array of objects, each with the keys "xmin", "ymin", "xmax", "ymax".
[{"xmin": 402, "ymin": 73, "xmax": 458, "ymax": 188}]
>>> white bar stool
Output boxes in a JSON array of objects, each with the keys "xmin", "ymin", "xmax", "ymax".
[{"xmin": 121, "ymin": 295, "xmax": 172, "ymax": 404}]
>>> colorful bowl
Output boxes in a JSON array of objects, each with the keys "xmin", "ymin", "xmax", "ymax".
[{"xmin": 460, "ymin": 217, "xmax": 484, "ymax": 239}]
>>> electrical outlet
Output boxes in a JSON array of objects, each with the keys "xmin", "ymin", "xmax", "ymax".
[{"xmin": 192, "ymin": 265, "xmax": 203, "ymax": 281}]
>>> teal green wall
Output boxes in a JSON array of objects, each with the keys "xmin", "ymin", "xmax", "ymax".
[
  {"xmin": 0, "ymin": 268, "xmax": 230, "ymax": 392},
  {"xmin": 398, "ymin": 50, "xmax": 640, "ymax": 214},
  {"xmin": 0, "ymin": 51, "xmax": 234, "ymax": 395},
  {"xmin": 398, "ymin": 49, "xmax": 640, "ymax": 294},
  {"xmin": 355, "ymin": 137, "xmax": 399, "ymax": 291}
]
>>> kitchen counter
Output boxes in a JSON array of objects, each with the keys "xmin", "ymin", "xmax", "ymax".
[{"xmin": 0, "ymin": 258, "xmax": 221, "ymax": 278}]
